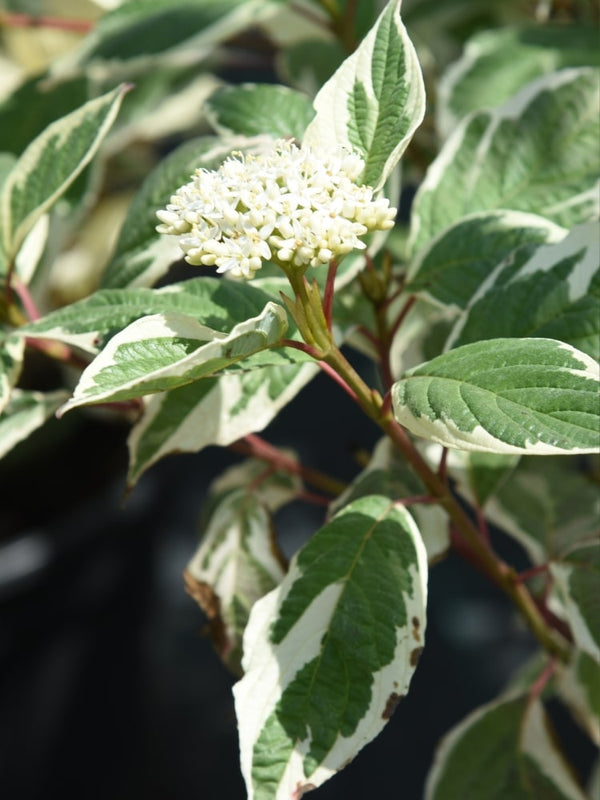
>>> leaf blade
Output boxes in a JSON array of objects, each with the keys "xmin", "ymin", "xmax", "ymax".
[
  {"xmin": 303, "ymin": 0, "xmax": 425, "ymax": 190},
  {"xmin": 392, "ymin": 338, "xmax": 600, "ymax": 454},
  {"xmin": 233, "ymin": 494, "xmax": 428, "ymax": 800}
]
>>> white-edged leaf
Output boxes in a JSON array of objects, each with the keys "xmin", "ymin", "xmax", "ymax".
[
  {"xmin": 23, "ymin": 276, "xmax": 286, "ymax": 354},
  {"xmin": 330, "ymin": 437, "xmax": 449, "ymax": 563},
  {"xmin": 410, "ymin": 68, "xmax": 600, "ymax": 256},
  {"xmin": 0, "ymin": 85, "xmax": 127, "ymax": 261},
  {"xmin": 233, "ymin": 494, "xmax": 428, "ymax": 800},
  {"xmin": 126, "ymin": 362, "xmax": 318, "ymax": 487},
  {"xmin": 392, "ymin": 338, "xmax": 600, "ymax": 454},
  {"xmin": 0, "ymin": 389, "xmax": 68, "ymax": 460},
  {"xmin": 549, "ymin": 543, "xmax": 600, "ymax": 663},
  {"xmin": 425, "ymin": 694, "xmax": 588, "ymax": 800},
  {"xmin": 0, "ymin": 334, "xmax": 24, "ymax": 413},
  {"xmin": 60, "ymin": 302, "xmax": 289, "ymax": 411},
  {"xmin": 303, "ymin": 0, "xmax": 425, "ymax": 190},
  {"xmin": 406, "ymin": 210, "xmax": 565, "ymax": 310},
  {"xmin": 210, "ymin": 457, "xmax": 303, "ymax": 514},
  {"xmin": 481, "ymin": 456, "xmax": 599, "ymax": 565},
  {"xmin": 14, "ymin": 214, "xmax": 49, "ymax": 285},
  {"xmin": 423, "ymin": 444, "xmax": 521, "ymax": 510},
  {"xmin": 437, "ymin": 25, "xmax": 600, "ymax": 138},
  {"xmin": 447, "ymin": 221, "xmax": 600, "ymax": 360},
  {"xmin": 185, "ymin": 485, "xmax": 287, "ymax": 675},
  {"xmin": 50, "ymin": 0, "xmax": 281, "ymax": 81},
  {"xmin": 205, "ymin": 84, "xmax": 315, "ymax": 140},
  {"xmin": 556, "ymin": 649, "xmax": 600, "ymax": 744}
]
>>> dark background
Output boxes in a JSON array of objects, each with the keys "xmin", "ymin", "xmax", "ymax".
[{"xmin": 1, "ymin": 360, "xmax": 596, "ymax": 800}]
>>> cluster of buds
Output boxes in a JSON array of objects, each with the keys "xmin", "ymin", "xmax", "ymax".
[{"xmin": 156, "ymin": 139, "xmax": 396, "ymax": 279}]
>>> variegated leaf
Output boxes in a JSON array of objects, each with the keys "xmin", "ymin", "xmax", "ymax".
[
  {"xmin": 209, "ymin": 458, "xmax": 303, "ymax": 514},
  {"xmin": 205, "ymin": 84, "xmax": 315, "ymax": 140},
  {"xmin": 0, "ymin": 389, "xmax": 68, "ymax": 460},
  {"xmin": 233, "ymin": 494, "xmax": 428, "ymax": 800},
  {"xmin": 556, "ymin": 649, "xmax": 600, "ymax": 744},
  {"xmin": 447, "ymin": 221, "xmax": 600, "ymax": 360},
  {"xmin": 425, "ymin": 694, "xmax": 588, "ymax": 800},
  {"xmin": 330, "ymin": 437, "xmax": 449, "ymax": 563},
  {"xmin": 0, "ymin": 333, "xmax": 24, "ymax": 414},
  {"xmin": 59, "ymin": 302, "xmax": 289, "ymax": 412},
  {"xmin": 23, "ymin": 276, "xmax": 286, "ymax": 354},
  {"xmin": 549, "ymin": 543, "xmax": 600, "ymax": 663},
  {"xmin": 0, "ymin": 85, "xmax": 127, "ymax": 261},
  {"xmin": 303, "ymin": 0, "xmax": 425, "ymax": 191},
  {"xmin": 127, "ymin": 362, "xmax": 318, "ymax": 486},
  {"xmin": 392, "ymin": 338, "xmax": 600, "ymax": 455},
  {"xmin": 406, "ymin": 210, "xmax": 566, "ymax": 311},
  {"xmin": 50, "ymin": 0, "xmax": 281, "ymax": 80},
  {"xmin": 410, "ymin": 68, "xmax": 600, "ymax": 256},
  {"xmin": 437, "ymin": 25, "xmax": 600, "ymax": 138},
  {"xmin": 483, "ymin": 456, "xmax": 599, "ymax": 565},
  {"xmin": 185, "ymin": 483, "xmax": 288, "ymax": 675}
]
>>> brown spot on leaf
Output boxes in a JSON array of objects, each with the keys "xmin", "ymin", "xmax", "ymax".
[
  {"xmin": 382, "ymin": 692, "xmax": 404, "ymax": 719},
  {"xmin": 412, "ymin": 616, "xmax": 421, "ymax": 642},
  {"xmin": 410, "ymin": 646, "xmax": 424, "ymax": 667},
  {"xmin": 183, "ymin": 570, "xmax": 233, "ymax": 670},
  {"xmin": 183, "ymin": 570, "xmax": 220, "ymax": 618}
]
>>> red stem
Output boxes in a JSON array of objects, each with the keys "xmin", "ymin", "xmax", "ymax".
[
  {"xmin": 529, "ymin": 656, "xmax": 557, "ymax": 703},
  {"xmin": 389, "ymin": 294, "xmax": 417, "ymax": 342},
  {"xmin": 0, "ymin": 12, "xmax": 94, "ymax": 33}
]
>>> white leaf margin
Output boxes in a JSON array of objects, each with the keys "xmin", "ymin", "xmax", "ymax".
[
  {"xmin": 425, "ymin": 693, "xmax": 588, "ymax": 800},
  {"xmin": 392, "ymin": 339, "xmax": 600, "ymax": 455},
  {"xmin": 233, "ymin": 498, "xmax": 428, "ymax": 800},
  {"xmin": 302, "ymin": 0, "xmax": 425, "ymax": 191},
  {"xmin": 59, "ymin": 301, "xmax": 288, "ymax": 412}
]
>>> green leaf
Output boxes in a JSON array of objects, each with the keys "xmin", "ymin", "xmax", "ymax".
[
  {"xmin": 556, "ymin": 649, "xmax": 600, "ymax": 744},
  {"xmin": 233, "ymin": 494, "xmax": 427, "ymax": 800},
  {"xmin": 0, "ymin": 85, "xmax": 127, "ymax": 263},
  {"xmin": 425, "ymin": 694, "xmax": 588, "ymax": 800},
  {"xmin": 280, "ymin": 38, "xmax": 346, "ymax": 97},
  {"xmin": 438, "ymin": 25, "xmax": 600, "ymax": 137},
  {"xmin": 126, "ymin": 362, "xmax": 318, "ymax": 486},
  {"xmin": 205, "ymin": 84, "xmax": 315, "ymax": 140},
  {"xmin": 392, "ymin": 338, "xmax": 600, "ymax": 454},
  {"xmin": 444, "ymin": 449, "xmax": 521, "ymax": 509},
  {"xmin": 303, "ymin": 0, "xmax": 425, "ymax": 190},
  {"xmin": 101, "ymin": 136, "xmax": 239, "ymax": 289},
  {"xmin": 0, "ymin": 333, "xmax": 25, "ymax": 413},
  {"xmin": 59, "ymin": 302, "xmax": 289, "ymax": 411},
  {"xmin": 0, "ymin": 389, "xmax": 68, "ymax": 460},
  {"xmin": 410, "ymin": 68, "xmax": 600, "ymax": 256},
  {"xmin": 23, "ymin": 276, "xmax": 283, "ymax": 353},
  {"xmin": 50, "ymin": 0, "xmax": 281, "ymax": 79},
  {"xmin": 330, "ymin": 437, "xmax": 449, "ymax": 563},
  {"xmin": 0, "ymin": 75, "xmax": 89, "ymax": 157},
  {"xmin": 185, "ymin": 480, "xmax": 289, "ymax": 674},
  {"xmin": 550, "ymin": 543, "xmax": 600, "ymax": 663},
  {"xmin": 448, "ymin": 221, "xmax": 600, "ymax": 361},
  {"xmin": 484, "ymin": 456, "xmax": 599, "ymax": 564},
  {"xmin": 406, "ymin": 210, "xmax": 565, "ymax": 310}
]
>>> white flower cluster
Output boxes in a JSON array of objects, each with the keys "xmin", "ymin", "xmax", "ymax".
[{"xmin": 156, "ymin": 139, "xmax": 396, "ymax": 279}]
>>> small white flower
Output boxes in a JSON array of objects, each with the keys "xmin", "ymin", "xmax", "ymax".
[{"xmin": 156, "ymin": 139, "xmax": 396, "ymax": 279}]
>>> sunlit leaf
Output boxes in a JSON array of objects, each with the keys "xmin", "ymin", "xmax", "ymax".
[{"xmin": 234, "ymin": 494, "xmax": 428, "ymax": 799}]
